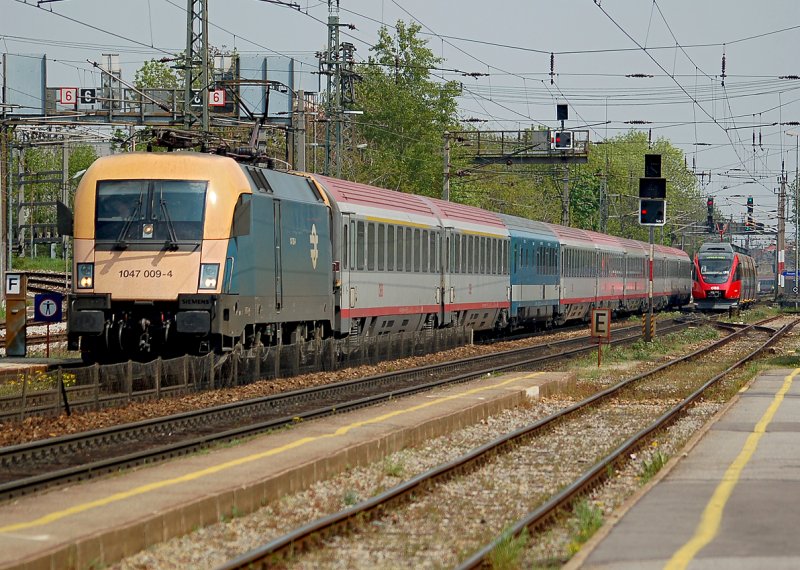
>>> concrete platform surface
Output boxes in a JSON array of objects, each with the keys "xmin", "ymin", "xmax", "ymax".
[
  {"xmin": 572, "ymin": 368, "xmax": 800, "ymax": 570},
  {"xmin": 0, "ymin": 369, "xmax": 574, "ymax": 570}
]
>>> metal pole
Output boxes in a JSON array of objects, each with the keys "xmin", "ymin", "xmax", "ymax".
[
  {"xmin": 778, "ymin": 170, "xmax": 786, "ymax": 299},
  {"xmin": 295, "ymin": 90, "xmax": 306, "ymax": 172},
  {"xmin": 562, "ymin": 163, "xmax": 570, "ymax": 227},
  {"xmin": 442, "ymin": 131, "xmax": 450, "ymax": 201},
  {"xmin": 795, "ymin": 136, "xmax": 798, "ymax": 298},
  {"xmin": 646, "ymin": 226, "xmax": 654, "ymax": 342}
]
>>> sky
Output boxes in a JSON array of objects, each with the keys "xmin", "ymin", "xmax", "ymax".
[{"xmin": 2, "ymin": 0, "xmax": 800, "ymax": 234}]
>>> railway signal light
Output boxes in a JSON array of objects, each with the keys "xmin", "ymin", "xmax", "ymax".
[
  {"xmin": 638, "ymin": 177, "xmax": 667, "ymax": 199},
  {"xmin": 707, "ymin": 196, "xmax": 714, "ymax": 233},
  {"xmin": 644, "ymin": 154, "xmax": 662, "ymax": 178},
  {"xmin": 551, "ymin": 130, "xmax": 573, "ymax": 150},
  {"xmin": 639, "ymin": 199, "xmax": 666, "ymax": 226}
]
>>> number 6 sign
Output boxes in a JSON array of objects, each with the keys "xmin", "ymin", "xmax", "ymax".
[
  {"xmin": 59, "ymin": 88, "xmax": 78, "ymax": 105},
  {"xmin": 209, "ymin": 89, "xmax": 226, "ymax": 107}
]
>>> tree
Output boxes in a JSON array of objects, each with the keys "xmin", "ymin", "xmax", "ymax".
[
  {"xmin": 352, "ymin": 21, "xmax": 461, "ymax": 197},
  {"xmin": 134, "ymin": 59, "xmax": 180, "ymax": 90}
]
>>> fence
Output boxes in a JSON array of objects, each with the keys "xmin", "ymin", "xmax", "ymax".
[{"xmin": 0, "ymin": 327, "xmax": 470, "ymax": 421}]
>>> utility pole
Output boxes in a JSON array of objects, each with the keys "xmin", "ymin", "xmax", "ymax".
[
  {"xmin": 777, "ymin": 169, "xmax": 786, "ymax": 300},
  {"xmin": 61, "ymin": 143, "xmax": 70, "ymax": 265},
  {"xmin": 599, "ymin": 160, "xmax": 608, "ymax": 234},
  {"xmin": 183, "ymin": 0, "xmax": 209, "ymax": 133},
  {"xmin": 322, "ymin": 0, "xmax": 342, "ymax": 177},
  {"xmin": 561, "ymin": 164, "xmax": 570, "ymax": 226},
  {"xmin": 0, "ymin": 125, "xmax": 6, "ymax": 288},
  {"xmin": 442, "ymin": 132, "xmax": 451, "ymax": 201},
  {"xmin": 294, "ymin": 90, "xmax": 306, "ymax": 172}
]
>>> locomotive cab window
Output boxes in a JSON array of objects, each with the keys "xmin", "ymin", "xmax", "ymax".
[{"xmin": 95, "ymin": 179, "xmax": 207, "ymax": 247}]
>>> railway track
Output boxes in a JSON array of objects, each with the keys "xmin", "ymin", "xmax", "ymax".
[
  {"xmin": 213, "ymin": 315, "xmax": 792, "ymax": 569},
  {"xmin": 0, "ymin": 318, "xmax": 693, "ymax": 502},
  {"xmin": 23, "ymin": 270, "xmax": 70, "ymax": 294}
]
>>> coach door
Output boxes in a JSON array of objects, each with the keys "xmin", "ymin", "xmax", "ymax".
[
  {"xmin": 273, "ymin": 200, "xmax": 283, "ymax": 312},
  {"xmin": 440, "ymin": 228, "xmax": 453, "ymax": 326}
]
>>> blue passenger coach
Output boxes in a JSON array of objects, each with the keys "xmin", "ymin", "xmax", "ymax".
[{"xmin": 498, "ymin": 214, "xmax": 560, "ymax": 328}]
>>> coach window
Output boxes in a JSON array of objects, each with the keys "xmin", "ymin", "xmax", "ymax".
[
  {"xmin": 412, "ymin": 229, "xmax": 420, "ymax": 272},
  {"xmin": 367, "ymin": 222, "xmax": 375, "ymax": 271},
  {"xmin": 503, "ymin": 241, "xmax": 509, "ymax": 274},
  {"xmin": 396, "ymin": 227, "xmax": 404, "ymax": 271},
  {"xmin": 431, "ymin": 232, "xmax": 438, "ymax": 272},
  {"xmin": 349, "ymin": 220, "xmax": 356, "ymax": 270},
  {"xmin": 378, "ymin": 224, "xmax": 385, "ymax": 271},
  {"xmin": 477, "ymin": 237, "xmax": 483, "ymax": 274},
  {"xmin": 356, "ymin": 221, "xmax": 366, "ymax": 271},
  {"xmin": 465, "ymin": 236, "xmax": 472, "ymax": 273},
  {"xmin": 387, "ymin": 225, "xmax": 394, "ymax": 271},
  {"xmin": 472, "ymin": 236, "xmax": 477, "ymax": 274},
  {"xmin": 453, "ymin": 234, "xmax": 460, "ymax": 273},
  {"xmin": 406, "ymin": 227, "xmax": 414, "ymax": 272},
  {"xmin": 421, "ymin": 230, "xmax": 429, "ymax": 272},
  {"xmin": 342, "ymin": 223, "xmax": 348, "ymax": 270}
]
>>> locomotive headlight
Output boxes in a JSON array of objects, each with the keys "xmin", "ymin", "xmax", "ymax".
[
  {"xmin": 198, "ymin": 263, "xmax": 219, "ymax": 290},
  {"xmin": 77, "ymin": 263, "xmax": 94, "ymax": 289}
]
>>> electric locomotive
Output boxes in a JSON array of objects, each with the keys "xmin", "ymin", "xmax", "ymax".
[
  {"xmin": 692, "ymin": 242, "xmax": 757, "ymax": 310},
  {"xmin": 64, "ymin": 152, "xmax": 333, "ymax": 362}
]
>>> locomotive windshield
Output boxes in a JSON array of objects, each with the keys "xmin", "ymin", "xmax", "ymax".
[
  {"xmin": 95, "ymin": 180, "xmax": 207, "ymax": 248},
  {"xmin": 698, "ymin": 253, "xmax": 733, "ymax": 284}
]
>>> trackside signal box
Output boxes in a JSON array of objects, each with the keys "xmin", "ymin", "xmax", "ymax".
[
  {"xmin": 5, "ymin": 273, "xmax": 27, "ymax": 356},
  {"xmin": 638, "ymin": 177, "xmax": 667, "ymax": 199},
  {"xmin": 550, "ymin": 130, "xmax": 573, "ymax": 150},
  {"xmin": 639, "ymin": 199, "xmax": 666, "ymax": 226}
]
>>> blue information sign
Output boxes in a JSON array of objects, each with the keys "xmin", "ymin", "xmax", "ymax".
[{"xmin": 34, "ymin": 292, "xmax": 63, "ymax": 323}]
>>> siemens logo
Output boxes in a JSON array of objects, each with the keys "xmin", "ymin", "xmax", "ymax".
[{"xmin": 178, "ymin": 296, "xmax": 214, "ymax": 309}]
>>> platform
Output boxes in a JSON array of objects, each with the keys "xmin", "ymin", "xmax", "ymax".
[
  {"xmin": 571, "ymin": 368, "xmax": 800, "ymax": 570},
  {"xmin": 0, "ymin": 370, "xmax": 575, "ymax": 570}
]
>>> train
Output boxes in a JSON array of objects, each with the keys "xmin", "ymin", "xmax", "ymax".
[
  {"xmin": 692, "ymin": 242, "xmax": 757, "ymax": 310},
  {"xmin": 60, "ymin": 152, "xmax": 692, "ymax": 362}
]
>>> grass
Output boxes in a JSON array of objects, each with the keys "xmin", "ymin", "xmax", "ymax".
[
  {"xmin": 342, "ymin": 489, "xmax": 359, "ymax": 506},
  {"xmin": 0, "ymin": 370, "xmax": 78, "ymax": 397},
  {"xmin": 11, "ymin": 255, "xmax": 71, "ymax": 273},
  {"xmin": 639, "ymin": 446, "xmax": 670, "ymax": 483},
  {"xmin": 576, "ymin": 325, "xmax": 720, "ymax": 373},
  {"xmin": 383, "ymin": 456, "xmax": 404, "ymax": 478},
  {"xmin": 488, "ymin": 527, "xmax": 530, "ymax": 570},
  {"xmin": 566, "ymin": 499, "xmax": 604, "ymax": 555}
]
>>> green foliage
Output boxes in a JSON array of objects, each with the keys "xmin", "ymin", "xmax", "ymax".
[
  {"xmin": 383, "ymin": 456, "xmax": 405, "ymax": 477},
  {"xmin": 342, "ymin": 489, "xmax": 359, "ymax": 506},
  {"xmin": 640, "ymin": 449, "xmax": 670, "ymax": 483},
  {"xmin": 134, "ymin": 59, "xmax": 180, "ymax": 90},
  {"xmin": 352, "ymin": 21, "xmax": 460, "ymax": 197},
  {"xmin": 488, "ymin": 527, "xmax": 530, "ymax": 569},
  {"xmin": 11, "ymin": 256, "xmax": 70, "ymax": 272},
  {"xmin": 567, "ymin": 500, "xmax": 603, "ymax": 555},
  {"xmin": 11, "ymin": 145, "xmax": 97, "ymax": 254}
]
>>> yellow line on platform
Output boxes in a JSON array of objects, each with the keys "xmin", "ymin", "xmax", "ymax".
[
  {"xmin": 664, "ymin": 368, "xmax": 800, "ymax": 570},
  {"xmin": 0, "ymin": 372, "xmax": 541, "ymax": 533}
]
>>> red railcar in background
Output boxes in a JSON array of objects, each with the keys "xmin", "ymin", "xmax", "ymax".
[{"xmin": 693, "ymin": 242, "xmax": 757, "ymax": 310}]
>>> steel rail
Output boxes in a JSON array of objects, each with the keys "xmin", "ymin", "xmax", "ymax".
[
  {"xmin": 456, "ymin": 317, "xmax": 794, "ymax": 569},
  {"xmin": 0, "ymin": 320, "xmax": 675, "ymax": 501},
  {"xmin": 213, "ymin": 316, "xmax": 782, "ymax": 570}
]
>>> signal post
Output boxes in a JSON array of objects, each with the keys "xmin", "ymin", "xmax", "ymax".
[{"xmin": 639, "ymin": 154, "xmax": 666, "ymax": 342}]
